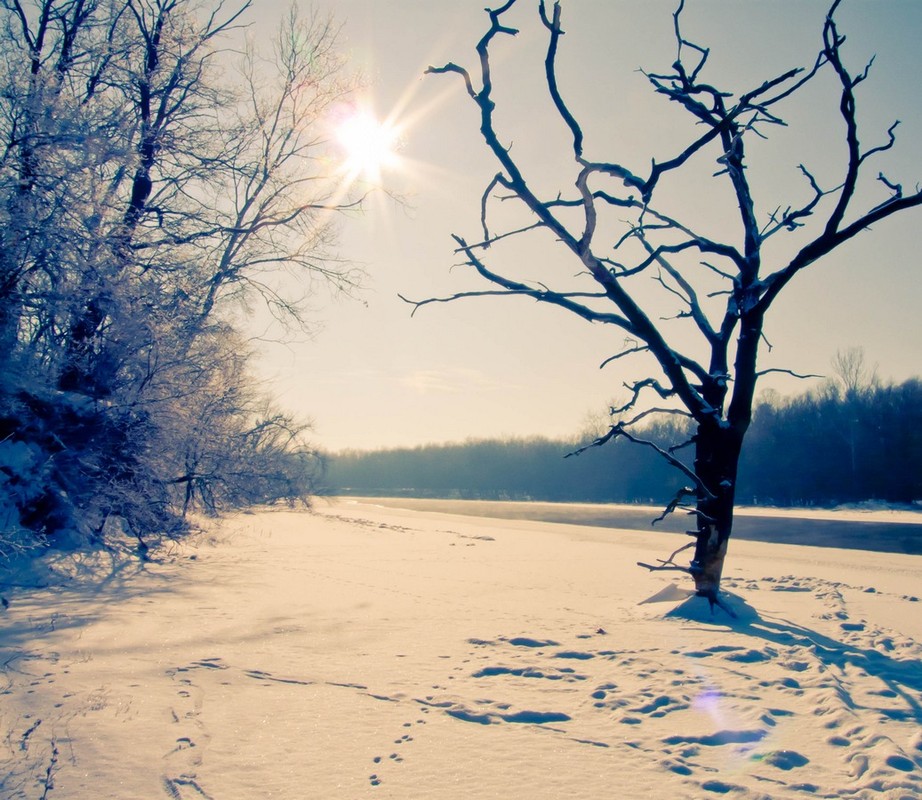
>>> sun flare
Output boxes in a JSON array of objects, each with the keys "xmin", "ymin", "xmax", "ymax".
[{"xmin": 334, "ymin": 107, "xmax": 400, "ymax": 181}]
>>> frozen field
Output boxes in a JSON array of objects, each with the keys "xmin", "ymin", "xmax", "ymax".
[{"xmin": 2, "ymin": 498, "xmax": 921, "ymax": 799}]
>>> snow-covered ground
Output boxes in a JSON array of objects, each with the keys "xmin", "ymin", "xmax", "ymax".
[{"xmin": 2, "ymin": 499, "xmax": 921, "ymax": 799}]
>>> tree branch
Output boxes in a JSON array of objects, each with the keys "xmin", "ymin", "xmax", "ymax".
[
  {"xmin": 755, "ymin": 368, "xmax": 823, "ymax": 380},
  {"xmin": 637, "ymin": 540, "xmax": 695, "ymax": 575},
  {"xmin": 538, "ymin": 0, "xmax": 583, "ymax": 159},
  {"xmin": 599, "ymin": 341, "xmax": 649, "ymax": 369},
  {"xmin": 567, "ymin": 422, "xmax": 712, "ymax": 501}
]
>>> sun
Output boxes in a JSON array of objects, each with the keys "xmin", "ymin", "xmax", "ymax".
[{"xmin": 334, "ymin": 107, "xmax": 400, "ymax": 182}]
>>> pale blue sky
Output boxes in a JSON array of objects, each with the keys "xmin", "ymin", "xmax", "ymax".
[{"xmin": 253, "ymin": 1, "xmax": 922, "ymax": 452}]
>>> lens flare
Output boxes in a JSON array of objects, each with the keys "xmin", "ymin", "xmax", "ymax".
[{"xmin": 334, "ymin": 107, "xmax": 400, "ymax": 182}]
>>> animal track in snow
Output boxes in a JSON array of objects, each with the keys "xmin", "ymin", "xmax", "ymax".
[
  {"xmin": 433, "ymin": 614, "xmax": 922, "ymax": 799},
  {"xmin": 368, "ymin": 717, "xmax": 427, "ymax": 787},
  {"xmin": 163, "ymin": 665, "xmax": 212, "ymax": 797},
  {"xmin": 472, "ymin": 665, "xmax": 587, "ymax": 682}
]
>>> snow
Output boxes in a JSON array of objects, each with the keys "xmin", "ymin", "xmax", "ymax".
[{"xmin": 2, "ymin": 500, "xmax": 921, "ymax": 799}]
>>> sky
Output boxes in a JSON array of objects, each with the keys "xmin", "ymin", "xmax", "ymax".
[{"xmin": 250, "ymin": 0, "xmax": 922, "ymax": 453}]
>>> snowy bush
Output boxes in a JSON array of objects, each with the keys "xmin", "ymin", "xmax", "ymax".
[{"xmin": 0, "ymin": 2, "xmax": 355, "ymax": 560}]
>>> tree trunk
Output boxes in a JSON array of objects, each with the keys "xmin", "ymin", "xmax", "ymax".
[
  {"xmin": 690, "ymin": 421, "xmax": 743, "ymax": 601},
  {"xmin": 57, "ymin": 295, "xmax": 112, "ymax": 397}
]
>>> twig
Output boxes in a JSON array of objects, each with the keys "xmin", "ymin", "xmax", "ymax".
[
  {"xmin": 637, "ymin": 560, "xmax": 690, "ymax": 574},
  {"xmin": 755, "ymin": 368, "xmax": 823, "ymax": 380},
  {"xmin": 39, "ymin": 738, "xmax": 59, "ymax": 800}
]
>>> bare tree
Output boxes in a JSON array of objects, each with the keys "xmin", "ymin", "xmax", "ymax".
[
  {"xmin": 831, "ymin": 346, "xmax": 878, "ymax": 401},
  {"xmin": 408, "ymin": 0, "xmax": 922, "ymax": 609},
  {"xmin": 824, "ymin": 346, "xmax": 878, "ymax": 495}
]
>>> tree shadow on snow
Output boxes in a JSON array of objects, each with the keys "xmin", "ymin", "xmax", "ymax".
[
  {"xmin": 0, "ymin": 542, "xmax": 185, "ymax": 651},
  {"xmin": 664, "ymin": 591, "xmax": 922, "ymax": 724}
]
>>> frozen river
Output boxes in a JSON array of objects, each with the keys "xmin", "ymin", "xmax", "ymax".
[{"xmin": 339, "ymin": 496, "xmax": 922, "ymax": 555}]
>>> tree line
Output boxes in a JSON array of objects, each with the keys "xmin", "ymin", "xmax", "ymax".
[
  {"xmin": 326, "ymin": 374, "xmax": 922, "ymax": 508},
  {"xmin": 0, "ymin": 1, "xmax": 358, "ymax": 559}
]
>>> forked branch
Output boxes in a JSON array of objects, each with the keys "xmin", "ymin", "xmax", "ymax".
[{"xmin": 567, "ymin": 422, "xmax": 712, "ymax": 501}]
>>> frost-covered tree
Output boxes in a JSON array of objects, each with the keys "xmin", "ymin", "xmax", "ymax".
[
  {"xmin": 408, "ymin": 1, "xmax": 922, "ymax": 609},
  {"xmin": 0, "ymin": 0, "xmax": 360, "ymax": 554}
]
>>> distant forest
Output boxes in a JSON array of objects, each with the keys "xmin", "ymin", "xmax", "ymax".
[{"xmin": 326, "ymin": 377, "xmax": 922, "ymax": 508}]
